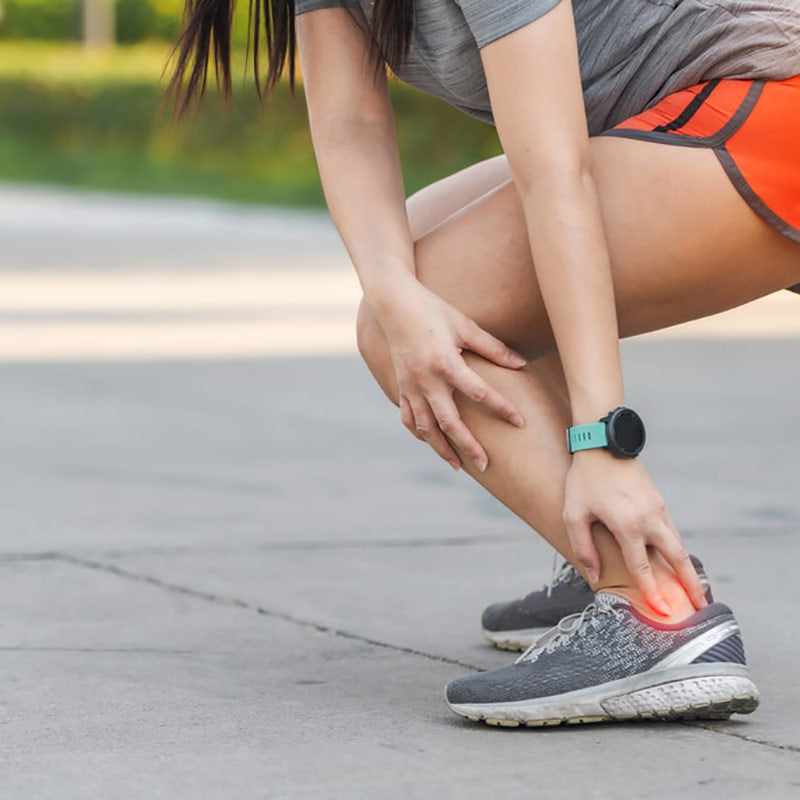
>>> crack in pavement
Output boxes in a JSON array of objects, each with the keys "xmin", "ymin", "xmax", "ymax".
[
  {"xmin": 0, "ymin": 552, "xmax": 62, "ymax": 562},
  {"xmin": 685, "ymin": 723, "xmax": 800, "ymax": 754},
  {"xmin": 54, "ymin": 552, "xmax": 482, "ymax": 672},
  {"xmin": 8, "ymin": 551, "xmax": 799, "ymax": 756},
  {"xmin": 37, "ymin": 534, "xmax": 530, "ymax": 558}
]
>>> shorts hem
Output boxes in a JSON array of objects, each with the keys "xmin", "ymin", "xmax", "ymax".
[
  {"xmin": 595, "ymin": 127, "xmax": 717, "ymax": 148},
  {"xmin": 595, "ymin": 79, "xmax": 765, "ymax": 148},
  {"xmin": 712, "ymin": 146, "xmax": 800, "ymax": 247},
  {"xmin": 594, "ymin": 78, "xmax": 800, "ymax": 255}
]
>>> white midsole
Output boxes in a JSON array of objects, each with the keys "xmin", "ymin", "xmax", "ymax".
[
  {"xmin": 448, "ymin": 662, "xmax": 758, "ymax": 721},
  {"xmin": 481, "ymin": 626, "xmax": 552, "ymax": 648}
]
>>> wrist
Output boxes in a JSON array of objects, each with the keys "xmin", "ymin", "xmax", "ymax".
[
  {"xmin": 567, "ymin": 406, "xmax": 646, "ymax": 458},
  {"xmin": 360, "ymin": 263, "xmax": 420, "ymax": 319},
  {"xmin": 570, "ymin": 394, "xmax": 626, "ymax": 426},
  {"xmin": 569, "ymin": 446, "xmax": 618, "ymax": 464}
]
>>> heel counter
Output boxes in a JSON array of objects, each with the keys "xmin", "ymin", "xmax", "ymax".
[{"xmin": 692, "ymin": 631, "xmax": 746, "ymax": 665}]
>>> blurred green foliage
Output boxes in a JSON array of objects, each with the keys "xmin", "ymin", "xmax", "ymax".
[
  {"xmin": 0, "ymin": 42, "xmax": 502, "ymax": 207},
  {"xmin": 0, "ymin": 0, "xmax": 175, "ymax": 41},
  {"xmin": 0, "ymin": 1, "xmax": 259, "ymax": 44},
  {"xmin": 116, "ymin": 0, "xmax": 184, "ymax": 43},
  {"xmin": 0, "ymin": 0, "xmax": 81, "ymax": 40}
]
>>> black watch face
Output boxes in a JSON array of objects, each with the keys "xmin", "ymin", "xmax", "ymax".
[{"xmin": 609, "ymin": 408, "xmax": 645, "ymax": 456}]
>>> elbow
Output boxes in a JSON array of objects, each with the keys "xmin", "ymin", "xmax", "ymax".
[{"xmin": 515, "ymin": 156, "xmax": 596, "ymax": 207}]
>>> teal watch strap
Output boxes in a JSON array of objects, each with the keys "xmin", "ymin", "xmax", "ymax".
[{"xmin": 567, "ymin": 421, "xmax": 608, "ymax": 454}]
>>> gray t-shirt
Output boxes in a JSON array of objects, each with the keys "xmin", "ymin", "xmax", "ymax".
[{"xmin": 295, "ymin": 0, "xmax": 800, "ymax": 134}]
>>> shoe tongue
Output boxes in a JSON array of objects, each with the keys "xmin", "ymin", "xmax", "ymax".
[{"xmin": 594, "ymin": 591, "xmax": 632, "ymax": 611}]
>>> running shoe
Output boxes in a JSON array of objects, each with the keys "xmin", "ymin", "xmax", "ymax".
[
  {"xmin": 449, "ymin": 591, "xmax": 759, "ymax": 726},
  {"xmin": 481, "ymin": 554, "xmax": 713, "ymax": 651}
]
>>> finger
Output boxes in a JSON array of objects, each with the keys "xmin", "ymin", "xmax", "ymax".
[
  {"xmin": 399, "ymin": 394, "xmax": 425, "ymax": 442},
  {"xmin": 408, "ymin": 394, "xmax": 464, "ymax": 471},
  {"xmin": 662, "ymin": 498, "xmax": 708, "ymax": 609},
  {"xmin": 652, "ymin": 527, "xmax": 708, "ymax": 610},
  {"xmin": 562, "ymin": 510, "xmax": 601, "ymax": 584},
  {"xmin": 460, "ymin": 321, "xmax": 527, "ymax": 370},
  {"xmin": 449, "ymin": 362, "xmax": 524, "ymax": 428},
  {"xmin": 426, "ymin": 389, "xmax": 488, "ymax": 471},
  {"xmin": 618, "ymin": 538, "xmax": 671, "ymax": 617}
]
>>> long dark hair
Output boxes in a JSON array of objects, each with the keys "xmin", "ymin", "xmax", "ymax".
[{"xmin": 165, "ymin": 1, "xmax": 415, "ymax": 118}]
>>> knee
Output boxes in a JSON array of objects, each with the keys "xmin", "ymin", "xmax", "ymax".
[{"xmin": 355, "ymin": 298, "xmax": 399, "ymax": 405}]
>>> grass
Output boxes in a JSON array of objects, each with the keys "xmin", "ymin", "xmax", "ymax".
[{"xmin": 0, "ymin": 41, "xmax": 503, "ymax": 207}]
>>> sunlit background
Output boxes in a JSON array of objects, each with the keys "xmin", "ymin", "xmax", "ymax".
[
  {"xmin": 0, "ymin": 0, "xmax": 507, "ymax": 360},
  {"xmin": 1, "ymin": 0, "xmax": 798, "ymax": 363}
]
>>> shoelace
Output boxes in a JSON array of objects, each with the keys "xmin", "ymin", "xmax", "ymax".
[
  {"xmin": 544, "ymin": 552, "xmax": 580, "ymax": 598},
  {"xmin": 515, "ymin": 600, "xmax": 623, "ymax": 664}
]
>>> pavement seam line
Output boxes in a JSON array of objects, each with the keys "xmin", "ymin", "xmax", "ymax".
[
  {"xmin": 1, "ymin": 523, "xmax": 796, "ymax": 560},
  {"xmin": 53, "ymin": 552, "xmax": 482, "ymax": 671},
  {"xmin": 0, "ymin": 551, "xmax": 63, "ymax": 562},
  {"xmin": 684, "ymin": 723, "xmax": 800, "ymax": 754},
  {"xmin": 0, "ymin": 526, "xmax": 797, "ymax": 563},
  {"xmin": 0, "ymin": 535, "xmax": 531, "ymax": 561},
  {"xmin": 21, "ymin": 552, "xmax": 800, "ymax": 754}
]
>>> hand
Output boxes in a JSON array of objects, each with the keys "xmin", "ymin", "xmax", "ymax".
[
  {"xmin": 371, "ymin": 276, "xmax": 527, "ymax": 471},
  {"xmin": 562, "ymin": 449, "xmax": 708, "ymax": 614}
]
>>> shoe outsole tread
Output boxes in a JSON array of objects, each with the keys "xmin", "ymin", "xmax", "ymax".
[
  {"xmin": 453, "ymin": 695, "xmax": 758, "ymax": 727},
  {"xmin": 448, "ymin": 675, "xmax": 759, "ymax": 727}
]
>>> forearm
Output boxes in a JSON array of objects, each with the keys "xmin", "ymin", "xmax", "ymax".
[
  {"xmin": 521, "ymin": 167, "xmax": 625, "ymax": 423},
  {"xmin": 310, "ymin": 113, "xmax": 417, "ymax": 311}
]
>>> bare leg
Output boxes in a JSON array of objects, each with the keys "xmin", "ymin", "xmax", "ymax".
[
  {"xmin": 449, "ymin": 351, "xmax": 698, "ymax": 618},
  {"xmin": 356, "ymin": 136, "xmax": 800, "ymax": 620}
]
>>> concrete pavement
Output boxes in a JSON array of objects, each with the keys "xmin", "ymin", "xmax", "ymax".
[{"xmin": 1, "ymin": 184, "xmax": 799, "ymax": 798}]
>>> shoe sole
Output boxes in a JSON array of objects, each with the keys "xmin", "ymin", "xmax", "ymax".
[
  {"xmin": 481, "ymin": 625, "xmax": 552, "ymax": 652},
  {"xmin": 447, "ymin": 663, "xmax": 759, "ymax": 727}
]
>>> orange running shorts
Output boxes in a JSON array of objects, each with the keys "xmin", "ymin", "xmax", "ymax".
[{"xmin": 597, "ymin": 72, "xmax": 800, "ymax": 295}]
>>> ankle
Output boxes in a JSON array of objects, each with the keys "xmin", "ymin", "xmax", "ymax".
[{"xmin": 596, "ymin": 582, "xmax": 697, "ymax": 624}]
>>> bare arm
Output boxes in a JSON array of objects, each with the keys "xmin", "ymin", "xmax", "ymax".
[
  {"xmin": 297, "ymin": 7, "xmax": 528, "ymax": 470},
  {"xmin": 296, "ymin": 8, "xmax": 415, "ymax": 299},
  {"xmin": 478, "ymin": 0, "xmax": 706, "ymax": 611},
  {"xmin": 479, "ymin": 0, "xmax": 623, "ymax": 423}
]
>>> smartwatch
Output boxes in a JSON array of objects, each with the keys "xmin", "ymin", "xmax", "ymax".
[{"xmin": 567, "ymin": 406, "xmax": 646, "ymax": 458}]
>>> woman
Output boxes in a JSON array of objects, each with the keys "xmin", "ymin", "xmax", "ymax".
[{"xmin": 168, "ymin": 0, "xmax": 800, "ymax": 726}]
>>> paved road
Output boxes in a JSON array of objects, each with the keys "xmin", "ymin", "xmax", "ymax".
[{"xmin": 1, "ymin": 184, "xmax": 799, "ymax": 798}]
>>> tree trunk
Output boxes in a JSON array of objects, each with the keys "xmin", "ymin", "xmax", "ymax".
[{"xmin": 83, "ymin": 0, "xmax": 115, "ymax": 49}]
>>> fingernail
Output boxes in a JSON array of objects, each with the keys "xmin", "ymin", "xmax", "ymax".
[
  {"xmin": 448, "ymin": 460, "xmax": 461, "ymax": 471},
  {"xmin": 587, "ymin": 568, "xmax": 599, "ymax": 584},
  {"xmin": 475, "ymin": 458, "xmax": 488, "ymax": 472},
  {"xmin": 511, "ymin": 413, "xmax": 525, "ymax": 428},
  {"xmin": 512, "ymin": 355, "xmax": 527, "ymax": 367},
  {"xmin": 655, "ymin": 597, "xmax": 671, "ymax": 616}
]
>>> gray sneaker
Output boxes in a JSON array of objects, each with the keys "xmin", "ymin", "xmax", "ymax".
[
  {"xmin": 449, "ymin": 591, "xmax": 759, "ymax": 727},
  {"xmin": 481, "ymin": 554, "xmax": 713, "ymax": 651}
]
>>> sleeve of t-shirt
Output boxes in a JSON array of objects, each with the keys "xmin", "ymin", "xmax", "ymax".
[
  {"xmin": 295, "ymin": 0, "xmax": 361, "ymax": 15},
  {"xmin": 454, "ymin": 0, "xmax": 565, "ymax": 49}
]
